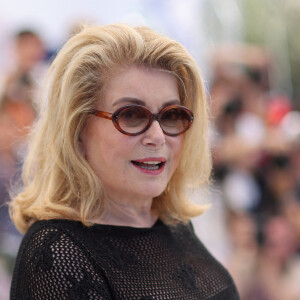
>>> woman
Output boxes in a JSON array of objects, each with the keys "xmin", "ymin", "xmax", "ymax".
[{"xmin": 9, "ymin": 24, "xmax": 239, "ymax": 299}]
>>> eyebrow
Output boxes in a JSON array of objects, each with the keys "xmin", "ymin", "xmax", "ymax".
[
  {"xmin": 112, "ymin": 97, "xmax": 181, "ymax": 108},
  {"xmin": 112, "ymin": 97, "xmax": 145, "ymax": 107}
]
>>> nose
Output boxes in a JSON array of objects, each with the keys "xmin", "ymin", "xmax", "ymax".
[{"xmin": 141, "ymin": 120, "xmax": 165, "ymax": 147}]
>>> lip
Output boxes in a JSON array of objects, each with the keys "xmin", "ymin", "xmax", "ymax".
[
  {"xmin": 133, "ymin": 157, "xmax": 166, "ymax": 163},
  {"xmin": 131, "ymin": 157, "xmax": 166, "ymax": 175}
]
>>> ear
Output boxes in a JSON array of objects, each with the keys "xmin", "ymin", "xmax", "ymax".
[{"xmin": 78, "ymin": 136, "xmax": 86, "ymax": 157}]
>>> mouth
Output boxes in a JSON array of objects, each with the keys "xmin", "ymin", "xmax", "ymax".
[
  {"xmin": 131, "ymin": 160, "xmax": 166, "ymax": 170},
  {"xmin": 131, "ymin": 158, "xmax": 166, "ymax": 172}
]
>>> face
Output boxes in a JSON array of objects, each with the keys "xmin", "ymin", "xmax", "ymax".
[{"xmin": 82, "ymin": 65, "xmax": 183, "ymax": 203}]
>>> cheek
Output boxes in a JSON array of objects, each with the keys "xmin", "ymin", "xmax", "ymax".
[
  {"xmin": 83, "ymin": 120, "xmax": 134, "ymax": 169},
  {"xmin": 169, "ymin": 137, "xmax": 183, "ymax": 169}
]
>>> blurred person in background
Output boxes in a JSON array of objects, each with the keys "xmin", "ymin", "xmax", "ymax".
[
  {"xmin": 0, "ymin": 28, "xmax": 46, "ymax": 171},
  {"xmin": 228, "ymin": 214, "xmax": 300, "ymax": 300},
  {"xmin": 226, "ymin": 211, "xmax": 259, "ymax": 300},
  {"xmin": 206, "ymin": 44, "xmax": 300, "ymax": 299},
  {"xmin": 0, "ymin": 112, "xmax": 18, "ymax": 300},
  {"xmin": 1, "ymin": 29, "xmax": 46, "ymax": 106},
  {"xmin": 0, "ymin": 29, "xmax": 46, "ymax": 228},
  {"xmin": 0, "ymin": 29, "xmax": 47, "ymax": 155},
  {"xmin": 250, "ymin": 215, "xmax": 300, "ymax": 300},
  {"xmin": 0, "ymin": 28, "xmax": 47, "ymax": 299},
  {"xmin": 9, "ymin": 24, "xmax": 239, "ymax": 299}
]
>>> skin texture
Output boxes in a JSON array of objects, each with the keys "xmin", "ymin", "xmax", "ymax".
[{"xmin": 81, "ymin": 65, "xmax": 183, "ymax": 227}]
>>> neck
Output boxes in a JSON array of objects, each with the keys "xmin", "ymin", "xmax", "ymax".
[{"xmin": 93, "ymin": 196, "xmax": 158, "ymax": 228}]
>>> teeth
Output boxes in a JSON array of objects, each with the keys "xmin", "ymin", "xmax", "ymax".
[
  {"xmin": 140, "ymin": 164, "xmax": 159, "ymax": 170},
  {"xmin": 132, "ymin": 160, "xmax": 164, "ymax": 170},
  {"xmin": 142, "ymin": 161, "xmax": 161, "ymax": 165}
]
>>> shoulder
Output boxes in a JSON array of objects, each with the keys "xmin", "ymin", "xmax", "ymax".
[
  {"xmin": 14, "ymin": 219, "xmax": 99, "ymax": 275},
  {"xmin": 167, "ymin": 220, "xmax": 240, "ymax": 299},
  {"xmin": 17, "ymin": 219, "xmax": 87, "ymax": 261},
  {"xmin": 11, "ymin": 219, "xmax": 112, "ymax": 300}
]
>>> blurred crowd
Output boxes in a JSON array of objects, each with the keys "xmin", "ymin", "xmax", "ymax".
[
  {"xmin": 207, "ymin": 45, "xmax": 300, "ymax": 299},
  {"xmin": 0, "ymin": 29, "xmax": 299, "ymax": 300},
  {"xmin": 0, "ymin": 29, "xmax": 48, "ymax": 299}
]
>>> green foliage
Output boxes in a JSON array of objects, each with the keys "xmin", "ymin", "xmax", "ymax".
[{"xmin": 243, "ymin": 0, "xmax": 300, "ymax": 105}]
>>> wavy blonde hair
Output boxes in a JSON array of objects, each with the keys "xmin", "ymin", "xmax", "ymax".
[{"xmin": 10, "ymin": 24, "xmax": 211, "ymax": 233}]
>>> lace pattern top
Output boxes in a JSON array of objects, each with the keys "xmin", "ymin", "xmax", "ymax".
[{"xmin": 10, "ymin": 219, "xmax": 239, "ymax": 299}]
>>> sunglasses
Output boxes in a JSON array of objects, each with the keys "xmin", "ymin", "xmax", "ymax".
[{"xmin": 93, "ymin": 104, "xmax": 194, "ymax": 136}]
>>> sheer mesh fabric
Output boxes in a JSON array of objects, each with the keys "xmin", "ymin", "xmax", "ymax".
[{"xmin": 11, "ymin": 219, "xmax": 239, "ymax": 299}]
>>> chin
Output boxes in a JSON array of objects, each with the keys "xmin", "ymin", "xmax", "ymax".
[{"xmin": 138, "ymin": 185, "xmax": 167, "ymax": 199}]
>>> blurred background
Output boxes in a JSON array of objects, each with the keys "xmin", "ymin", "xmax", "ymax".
[{"xmin": 0, "ymin": 0, "xmax": 300, "ymax": 299}]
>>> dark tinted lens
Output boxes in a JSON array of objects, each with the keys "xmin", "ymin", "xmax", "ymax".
[
  {"xmin": 118, "ymin": 106, "xmax": 149, "ymax": 133},
  {"xmin": 160, "ymin": 107, "xmax": 192, "ymax": 135}
]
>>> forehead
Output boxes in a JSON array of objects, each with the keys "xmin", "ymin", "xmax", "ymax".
[{"xmin": 99, "ymin": 65, "xmax": 180, "ymax": 110}]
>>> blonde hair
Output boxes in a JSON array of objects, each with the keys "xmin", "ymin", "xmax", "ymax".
[{"xmin": 10, "ymin": 24, "xmax": 212, "ymax": 233}]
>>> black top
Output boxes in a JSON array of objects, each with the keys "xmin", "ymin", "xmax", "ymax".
[{"xmin": 10, "ymin": 219, "xmax": 239, "ymax": 299}]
